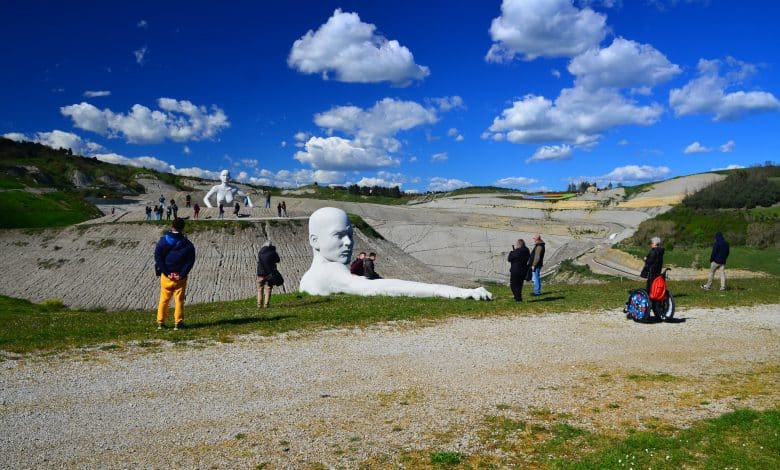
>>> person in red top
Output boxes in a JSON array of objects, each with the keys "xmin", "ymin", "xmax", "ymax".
[{"xmin": 350, "ymin": 252, "xmax": 366, "ymax": 276}]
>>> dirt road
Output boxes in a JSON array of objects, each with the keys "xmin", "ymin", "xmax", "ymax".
[{"xmin": 2, "ymin": 304, "xmax": 777, "ymax": 468}]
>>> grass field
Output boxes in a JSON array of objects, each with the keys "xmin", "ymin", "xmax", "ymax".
[
  {"xmin": 2, "ymin": 276, "xmax": 778, "ymax": 354},
  {"xmin": 618, "ymin": 245, "xmax": 780, "ymax": 276}
]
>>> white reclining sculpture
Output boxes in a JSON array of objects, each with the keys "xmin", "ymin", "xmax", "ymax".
[{"xmin": 299, "ymin": 207, "xmax": 492, "ymax": 300}]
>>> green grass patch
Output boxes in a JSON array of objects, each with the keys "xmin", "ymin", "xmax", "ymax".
[
  {"xmin": 429, "ymin": 451, "xmax": 462, "ymax": 466},
  {"xmin": 559, "ymin": 408, "xmax": 780, "ymax": 469},
  {"xmin": 401, "ymin": 408, "xmax": 780, "ymax": 468},
  {"xmin": 1, "ymin": 274, "xmax": 778, "ymax": 354},
  {"xmin": 0, "ymin": 190, "xmax": 103, "ymax": 228},
  {"xmin": 617, "ymin": 244, "xmax": 780, "ymax": 276}
]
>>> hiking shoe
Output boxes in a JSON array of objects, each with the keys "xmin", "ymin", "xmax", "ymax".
[
  {"xmin": 173, "ymin": 322, "xmax": 185, "ymax": 330},
  {"xmin": 720, "ymin": 287, "xmax": 726, "ymax": 291},
  {"xmin": 701, "ymin": 284, "xmax": 710, "ymax": 290}
]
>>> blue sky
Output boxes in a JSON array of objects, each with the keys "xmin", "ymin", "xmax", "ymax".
[{"xmin": 2, "ymin": 0, "xmax": 779, "ymax": 192}]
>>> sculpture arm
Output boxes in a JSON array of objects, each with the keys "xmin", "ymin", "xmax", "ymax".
[
  {"xmin": 236, "ymin": 189, "xmax": 253, "ymax": 208},
  {"xmin": 300, "ymin": 263, "xmax": 492, "ymax": 300},
  {"xmin": 203, "ymin": 186, "xmax": 217, "ymax": 208}
]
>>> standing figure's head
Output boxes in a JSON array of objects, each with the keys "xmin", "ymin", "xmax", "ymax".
[
  {"xmin": 650, "ymin": 236, "xmax": 662, "ymax": 248},
  {"xmin": 308, "ymin": 207, "xmax": 353, "ymax": 264},
  {"xmin": 220, "ymin": 169, "xmax": 230, "ymax": 184}
]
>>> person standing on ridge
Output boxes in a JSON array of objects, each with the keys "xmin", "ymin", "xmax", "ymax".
[
  {"xmin": 154, "ymin": 218, "xmax": 196, "ymax": 330},
  {"xmin": 702, "ymin": 232, "xmax": 730, "ymax": 291},
  {"xmin": 528, "ymin": 234, "xmax": 546, "ymax": 296}
]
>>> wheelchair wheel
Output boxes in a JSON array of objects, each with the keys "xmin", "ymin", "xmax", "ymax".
[
  {"xmin": 652, "ymin": 291, "xmax": 675, "ymax": 321},
  {"xmin": 625, "ymin": 289, "xmax": 651, "ymax": 322}
]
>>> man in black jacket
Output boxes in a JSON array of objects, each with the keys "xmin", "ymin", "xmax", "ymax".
[
  {"xmin": 508, "ymin": 239, "xmax": 530, "ymax": 302},
  {"xmin": 257, "ymin": 241, "xmax": 281, "ymax": 308},
  {"xmin": 154, "ymin": 218, "xmax": 196, "ymax": 330},
  {"xmin": 702, "ymin": 232, "xmax": 730, "ymax": 291}
]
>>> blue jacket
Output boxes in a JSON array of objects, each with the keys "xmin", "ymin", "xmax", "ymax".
[
  {"xmin": 154, "ymin": 231, "xmax": 196, "ymax": 278},
  {"xmin": 710, "ymin": 232, "xmax": 730, "ymax": 264}
]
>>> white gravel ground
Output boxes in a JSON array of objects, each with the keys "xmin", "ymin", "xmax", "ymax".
[{"xmin": 2, "ymin": 304, "xmax": 778, "ymax": 468}]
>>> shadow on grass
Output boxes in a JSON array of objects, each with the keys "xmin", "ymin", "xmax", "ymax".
[
  {"xmin": 196, "ymin": 314, "xmax": 295, "ymax": 328},
  {"xmin": 530, "ymin": 295, "xmax": 566, "ymax": 302}
]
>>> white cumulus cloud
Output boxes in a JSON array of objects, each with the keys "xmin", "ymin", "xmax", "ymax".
[
  {"xmin": 431, "ymin": 96, "xmax": 465, "ymax": 111},
  {"xmin": 486, "ymin": 86, "xmax": 663, "ymax": 145},
  {"xmin": 294, "ymin": 136, "xmax": 399, "ymax": 171},
  {"xmin": 288, "ymin": 8, "xmax": 429, "ymax": 86},
  {"xmin": 683, "ymin": 141, "xmax": 711, "ymax": 154},
  {"xmin": 486, "ymin": 0, "xmax": 607, "ymax": 62},
  {"xmin": 60, "ymin": 98, "xmax": 229, "ymax": 144},
  {"xmin": 494, "ymin": 176, "xmax": 539, "ymax": 189},
  {"xmin": 526, "ymin": 144, "xmax": 573, "ymax": 162},
  {"xmin": 603, "ymin": 164, "xmax": 670, "ymax": 183},
  {"xmin": 134, "ymin": 45, "xmax": 148, "ymax": 65},
  {"xmin": 670, "ymin": 57, "xmax": 780, "ymax": 121},
  {"xmin": 719, "ymin": 140, "xmax": 736, "ymax": 153},
  {"xmin": 3, "ymin": 130, "xmax": 104, "ymax": 155},
  {"xmin": 428, "ymin": 177, "xmax": 471, "ymax": 192},
  {"xmin": 296, "ymin": 98, "xmax": 438, "ymax": 171},
  {"xmin": 568, "ymin": 37, "xmax": 681, "ymax": 90},
  {"xmin": 83, "ymin": 90, "xmax": 111, "ymax": 98}
]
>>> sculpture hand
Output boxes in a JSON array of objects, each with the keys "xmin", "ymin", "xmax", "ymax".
[{"xmin": 470, "ymin": 287, "xmax": 493, "ymax": 301}]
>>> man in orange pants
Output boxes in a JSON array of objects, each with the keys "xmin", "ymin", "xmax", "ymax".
[{"xmin": 154, "ymin": 218, "xmax": 196, "ymax": 330}]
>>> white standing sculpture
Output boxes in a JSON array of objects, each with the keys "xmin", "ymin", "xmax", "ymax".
[
  {"xmin": 299, "ymin": 207, "xmax": 492, "ymax": 300},
  {"xmin": 203, "ymin": 170, "xmax": 254, "ymax": 208}
]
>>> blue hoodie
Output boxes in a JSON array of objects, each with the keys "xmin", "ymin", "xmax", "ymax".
[
  {"xmin": 154, "ymin": 231, "xmax": 196, "ymax": 278},
  {"xmin": 710, "ymin": 232, "xmax": 730, "ymax": 264}
]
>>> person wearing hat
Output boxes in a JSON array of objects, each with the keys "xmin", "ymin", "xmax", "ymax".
[
  {"xmin": 528, "ymin": 234, "xmax": 546, "ymax": 296},
  {"xmin": 154, "ymin": 218, "xmax": 196, "ymax": 330}
]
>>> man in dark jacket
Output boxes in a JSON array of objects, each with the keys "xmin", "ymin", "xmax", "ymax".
[
  {"xmin": 257, "ymin": 241, "xmax": 281, "ymax": 308},
  {"xmin": 702, "ymin": 232, "xmax": 730, "ymax": 291},
  {"xmin": 642, "ymin": 236, "xmax": 664, "ymax": 293},
  {"xmin": 154, "ymin": 218, "xmax": 196, "ymax": 330},
  {"xmin": 363, "ymin": 252, "xmax": 380, "ymax": 279},
  {"xmin": 508, "ymin": 239, "xmax": 530, "ymax": 302},
  {"xmin": 528, "ymin": 234, "xmax": 546, "ymax": 296}
]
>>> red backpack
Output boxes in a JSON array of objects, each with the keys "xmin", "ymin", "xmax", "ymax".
[{"xmin": 649, "ymin": 275, "xmax": 667, "ymax": 301}]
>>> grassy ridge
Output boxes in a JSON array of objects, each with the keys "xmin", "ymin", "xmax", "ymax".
[
  {"xmin": 1, "ymin": 276, "xmax": 778, "ymax": 354},
  {"xmin": 0, "ymin": 190, "xmax": 103, "ymax": 228}
]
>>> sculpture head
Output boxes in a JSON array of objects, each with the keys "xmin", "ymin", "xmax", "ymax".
[
  {"xmin": 220, "ymin": 169, "xmax": 230, "ymax": 184},
  {"xmin": 308, "ymin": 207, "xmax": 353, "ymax": 264}
]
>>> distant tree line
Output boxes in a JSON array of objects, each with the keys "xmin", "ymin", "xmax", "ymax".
[{"xmin": 347, "ymin": 184, "xmax": 403, "ymax": 198}]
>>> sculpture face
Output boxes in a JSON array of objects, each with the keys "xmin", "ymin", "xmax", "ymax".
[
  {"xmin": 220, "ymin": 170, "xmax": 230, "ymax": 184},
  {"xmin": 309, "ymin": 207, "xmax": 353, "ymax": 264}
]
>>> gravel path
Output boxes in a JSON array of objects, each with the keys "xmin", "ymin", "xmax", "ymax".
[{"xmin": 2, "ymin": 304, "xmax": 778, "ymax": 468}]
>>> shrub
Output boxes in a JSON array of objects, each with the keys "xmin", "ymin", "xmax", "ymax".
[
  {"xmin": 746, "ymin": 222, "xmax": 780, "ymax": 248},
  {"xmin": 40, "ymin": 298, "xmax": 66, "ymax": 310}
]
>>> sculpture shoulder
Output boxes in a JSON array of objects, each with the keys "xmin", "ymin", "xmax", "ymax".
[{"xmin": 299, "ymin": 262, "xmax": 352, "ymax": 295}]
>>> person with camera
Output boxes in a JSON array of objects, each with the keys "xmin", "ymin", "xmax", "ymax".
[{"xmin": 257, "ymin": 240, "xmax": 282, "ymax": 308}]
